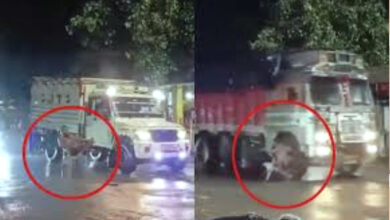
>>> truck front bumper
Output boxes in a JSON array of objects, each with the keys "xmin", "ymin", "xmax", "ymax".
[
  {"xmin": 134, "ymin": 140, "xmax": 191, "ymax": 163},
  {"xmin": 310, "ymin": 143, "xmax": 378, "ymax": 167}
]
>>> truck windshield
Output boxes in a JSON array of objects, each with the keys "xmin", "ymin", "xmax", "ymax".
[
  {"xmin": 350, "ymin": 79, "xmax": 372, "ymax": 105},
  {"xmin": 112, "ymin": 97, "xmax": 163, "ymax": 118},
  {"xmin": 310, "ymin": 77, "xmax": 341, "ymax": 105}
]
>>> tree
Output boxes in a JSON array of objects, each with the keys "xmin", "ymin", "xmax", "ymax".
[
  {"xmin": 250, "ymin": 0, "xmax": 388, "ymax": 66},
  {"xmin": 66, "ymin": 0, "xmax": 194, "ymax": 83}
]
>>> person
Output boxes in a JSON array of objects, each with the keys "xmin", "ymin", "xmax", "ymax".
[{"xmin": 268, "ymin": 131, "xmax": 309, "ymax": 181}]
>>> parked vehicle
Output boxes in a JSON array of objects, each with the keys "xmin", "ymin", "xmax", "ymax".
[
  {"xmin": 195, "ymin": 50, "xmax": 379, "ymax": 176},
  {"xmin": 29, "ymin": 77, "xmax": 191, "ymax": 174}
]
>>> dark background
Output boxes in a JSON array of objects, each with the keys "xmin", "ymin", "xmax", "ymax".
[
  {"xmin": 0, "ymin": 0, "xmax": 388, "ymax": 95},
  {"xmin": 0, "ymin": 0, "xmax": 133, "ymax": 101},
  {"xmin": 195, "ymin": 0, "xmax": 389, "ymax": 90},
  {"xmin": 195, "ymin": 0, "xmax": 279, "ymax": 90}
]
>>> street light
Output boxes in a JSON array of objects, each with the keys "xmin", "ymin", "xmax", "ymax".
[{"xmin": 185, "ymin": 92, "xmax": 194, "ymax": 100}]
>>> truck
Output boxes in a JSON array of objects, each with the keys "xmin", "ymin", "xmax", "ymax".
[
  {"xmin": 29, "ymin": 77, "xmax": 191, "ymax": 174},
  {"xmin": 195, "ymin": 50, "xmax": 379, "ymax": 176}
]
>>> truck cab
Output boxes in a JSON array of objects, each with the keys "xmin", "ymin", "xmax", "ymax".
[
  {"xmin": 83, "ymin": 81, "xmax": 191, "ymax": 173},
  {"xmin": 265, "ymin": 51, "xmax": 378, "ymax": 174},
  {"xmin": 195, "ymin": 50, "xmax": 378, "ymax": 177},
  {"xmin": 30, "ymin": 77, "xmax": 191, "ymax": 175}
]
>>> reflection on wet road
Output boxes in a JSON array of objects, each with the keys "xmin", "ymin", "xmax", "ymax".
[
  {"xmin": 196, "ymin": 162, "xmax": 388, "ymax": 220},
  {"xmin": 0, "ymin": 151, "xmax": 194, "ymax": 220}
]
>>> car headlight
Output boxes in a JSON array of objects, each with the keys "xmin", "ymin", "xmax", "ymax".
[
  {"xmin": 315, "ymin": 131, "xmax": 328, "ymax": 143},
  {"xmin": 177, "ymin": 130, "xmax": 187, "ymax": 140},
  {"xmin": 135, "ymin": 130, "xmax": 151, "ymax": 141},
  {"xmin": 363, "ymin": 130, "xmax": 377, "ymax": 142}
]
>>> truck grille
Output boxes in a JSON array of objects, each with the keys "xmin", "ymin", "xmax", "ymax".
[
  {"xmin": 340, "ymin": 120, "xmax": 364, "ymax": 142},
  {"xmin": 340, "ymin": 120, "xmax": 360, "ymax": 133},
  {"xmin": 151, "ymin": 130, "xmax": 178, "ymax": 142}
]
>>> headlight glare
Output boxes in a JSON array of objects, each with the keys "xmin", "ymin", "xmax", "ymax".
[
  {"xmin": 315, "ymin": 146, "xmax": 331, "ymax": 157},
  {"xmin": 177, "ymin": 130, "xmax": 187, "ymax": 140},
  {"xmin": 315, "ymin": 131, "xmax": 328, "ymax": 143},
  {"xmin": 366, "ymin": 145, "xmax": 378, "ymax": 154},
  {"xmin": 363, "ymin": 130, "xmax": 377, "ymax": 141},
  {"xmin": 136, "ymin": 130, "xmax": 151, "ymax": 141}
]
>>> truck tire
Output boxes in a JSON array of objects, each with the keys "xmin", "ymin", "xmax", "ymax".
[
  {"xmin": 89, "ymin": 148, "xmax": 107, "ymax": 162},
  {"xmin": 108, "ymin": 136, "xmax": 137, "ymax": 175},
  {"xmin": 45, "ymin": 146, "xmax": 63, "ymax": 163},
  {"xmin": 237, "ymin": 135, "xmax": 252, "ymax": 176},
  {"xmin": 218, "ymin": 134, "xmax": 233, "ymax": 175},
  {"xmin": 195, "ymin": 135, "xmax": 217, "ymax": 174},
  {"xmin": 237, "ymin": 135, "xmax": 269, "ymax": 179},
  {"xmin": 44, "ymin": 131, "xmax": 63, "ymax": 163},
  {"xmin": 120, "ymin": 146, "xmax": 137, "ymax": 175}
]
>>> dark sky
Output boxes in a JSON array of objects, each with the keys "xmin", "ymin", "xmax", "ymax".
[
  {"xmin": 195, "ymin": 0, "xmax": 389, "ymax": 90},
  {"xmin": 1, "ymin": 0, "xmax": 388, "ymax": 95},
  {"xmin": 0, "ymin": 0, "xmax": 133, "ymax": 99},
  {"xmin": 195, "ymin": 0, "xmax": 273, "ymax": 90},
  {"xmin": 0, "ymin": 0, "xmax": 79, "ymax": 96}
]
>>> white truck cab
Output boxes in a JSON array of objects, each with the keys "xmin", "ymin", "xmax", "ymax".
[
  {"xmin": 30, "ymin": 77, "xmax": 190, "ymax": 174},
  {"xmin": 264, "ymin": 50, "xmax": 378, "ymax": 174}
]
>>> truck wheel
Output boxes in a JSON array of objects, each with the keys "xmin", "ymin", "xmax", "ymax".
[
  {"xmin": 44, "ymin": 131, "xmax": 63, "ymax": 163},
  {"xmin": 218, "ymin": 134, "xmax": 232, "ymax": 175},
  {"xmin": 45, "ymin": 147, "xmax": 63, "ymax": 163},
  {"xmin": 89, "ymin": 148, "xmax": 107, "ymax": 162},
  {"xmin": 195, "ymin": 136, "xmax": 217, "ymax": 174},
  {"xmin": 120, "ymin": 147, "xmax": 137, "ymax": 175}
]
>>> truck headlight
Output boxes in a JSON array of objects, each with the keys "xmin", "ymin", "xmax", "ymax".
[
  {"xmin": 363, "ymin": 130, "xmax": 377, "ymax": 142},
  {"xmin": 179, "ymin": 151, "xmax": 187, "ymax": 160},
  {"xmin": 177, "ymin": 130, "xmax": 187, "ymax": 140},
  {"xmin": 315, "ymin": 131, "xmax": 328, "ymax": 143},
  {"xmin": 154, "ymin": 152, "xmax": 163, "ymax": 161},
  {"xmin": 316, "ymin": 146, "xmax": 331, "ymax": 157},
  {"xmin": 136, "ymin": 130, "xmax": 151, "ymax": 141},
  {"xmin": 366, "ymin": 145, "xmax": 378, "ymax": 154}
]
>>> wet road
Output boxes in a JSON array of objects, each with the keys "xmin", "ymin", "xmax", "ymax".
[
  {"xmin": 0, "ymin": 149, "xmax": 194, "ymax": 220},
  {"xmin": 195, "ymin": 161, "xmax": 388, "ymax": 220}
]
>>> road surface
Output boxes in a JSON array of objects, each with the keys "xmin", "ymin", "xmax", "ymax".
[
  {"xmin": 196, "ymin": 161, "xmax": 388, "ymax": 220},
  {"xmin": 0, "ymin": 148, "xmax": 194, "ymax": 220}
]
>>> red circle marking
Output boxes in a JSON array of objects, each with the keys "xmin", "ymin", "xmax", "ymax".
[
  {"xmin": 231, "ymin": 100, "xmax": 336, "ymax": 209},
  {"xmin": 22, "ymin": 105, "xmax": 122, "ymax": 200}
]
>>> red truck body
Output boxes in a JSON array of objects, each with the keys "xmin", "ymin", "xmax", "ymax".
[{"xmin": 196, "ymin": 87, "xmax": 268, "ymax": 132}]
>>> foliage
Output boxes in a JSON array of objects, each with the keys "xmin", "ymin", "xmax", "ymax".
[
  {"xmin": 67, "ymin": 0, "xmax": 194, "ymax": 83},
  {"xmin": 250, "ymin": 0, "xmax": 388, "ymax": 66}
]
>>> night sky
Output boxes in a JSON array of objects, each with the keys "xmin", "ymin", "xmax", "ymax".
[
  {"xmin": 195, "ymin": 0, "xmax": 389, "ymax": 90},
  {"xmin": 0, "ymin": 0, "xmax": 133, "ymax": 100},
  {"xmin": 195, "ymin": 0, "xmax": 274, "ymax": 90},
  {"xmin": 0, "ymin": 0, "xmax": 79, "ymax": 79},
  {"xmin": 1, "ymin": 0, "xmax": 388, "ymax": 96}
]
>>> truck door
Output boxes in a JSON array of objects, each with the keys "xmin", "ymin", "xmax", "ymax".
[{"xmin": 85, "ymin": 97, "xmax": 113, "ymax": 149}]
